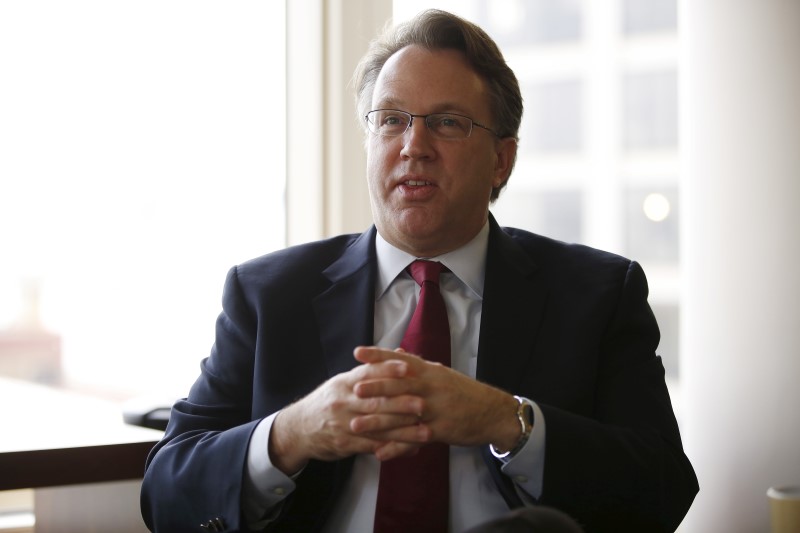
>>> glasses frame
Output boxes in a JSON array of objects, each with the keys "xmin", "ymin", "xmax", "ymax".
[{"xmin": 364, "ymin": 109, "xmax": 500, "ymax": 139}]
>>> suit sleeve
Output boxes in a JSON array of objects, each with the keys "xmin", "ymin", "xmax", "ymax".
[
  {"xmin": 140, "ymin": 265, "xmax": 262, "ymax": 533},
  {"xmin": 537, "ymin": 261, "xmax": 698, "ymax": 533}
]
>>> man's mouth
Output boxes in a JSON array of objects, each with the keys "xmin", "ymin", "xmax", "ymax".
[{"xmin": 405, "ymin": 180, "xmax": 433, "ymax": 187}]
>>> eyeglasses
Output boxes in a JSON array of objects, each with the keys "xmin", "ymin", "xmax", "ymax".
[{"xmin": 364, "ymin": 109, "xmax": 500, "ymax": 140}]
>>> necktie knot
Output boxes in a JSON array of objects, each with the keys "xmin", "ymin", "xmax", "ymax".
[{"xmin": 408, "ymin": 260, "xmax": 446, "ymax": 287}]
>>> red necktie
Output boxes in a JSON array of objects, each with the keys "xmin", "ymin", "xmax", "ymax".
[{"xmin": 374, "ymin": 260, "xmax": 450, "ymax": 533}]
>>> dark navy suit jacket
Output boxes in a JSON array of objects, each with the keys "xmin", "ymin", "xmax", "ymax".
[{"xmin": 140, "ymin": 216, "xmax": 698, "ymax": 532}]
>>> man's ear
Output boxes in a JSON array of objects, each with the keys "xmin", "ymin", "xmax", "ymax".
[{"xmin": 492, "ymin": 137, "xmax": 518, "ymax": 189}]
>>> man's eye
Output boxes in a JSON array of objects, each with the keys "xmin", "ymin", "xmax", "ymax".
[
  {"xmin": 432, "ymin": 115, "xmax": 465, "ymax": 129},
  {"xmin": 380, "ymin": 114, "xmax": 409, "ymax": 128}
]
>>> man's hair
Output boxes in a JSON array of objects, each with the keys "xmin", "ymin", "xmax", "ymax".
[{"xmin": 353, "ymin": 9, "xmax": 523, "ymax": 200}]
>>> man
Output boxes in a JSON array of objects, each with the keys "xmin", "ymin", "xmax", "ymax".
[{"xmin": 141, "ymin": 9, "xmax": 698, "ymax": 533}]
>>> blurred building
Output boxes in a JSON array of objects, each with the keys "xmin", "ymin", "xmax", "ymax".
[{"xmin": 0, "ymin": 279, "xmax": 62, "ymax": 384}]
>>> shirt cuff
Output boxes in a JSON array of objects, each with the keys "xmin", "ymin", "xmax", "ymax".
[
  {"xmin": 242, "ymin": 412, "xmax": 297, "ymax": 527},
  {"xmin": 497, "ymin": 398, "xmax": 545, "ymax": 501}
]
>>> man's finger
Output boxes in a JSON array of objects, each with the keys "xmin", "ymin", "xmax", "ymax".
[
  {"xmin": 353, "ymin": 374, "xmax": 418, "ymax": 399},
  {"xmin": 352, "ymin": 393, "xmax": 423, "ymax": 415},
  {"xmin": 349, "ymin": 412, "xmax": 421, "ymax": 434},
  {"xmin": 374, "ymin": 440, "xmax": 425, "ymax": 462},
  {"xmin": 354, "ymin": 345, "xmax": 420, "ymax": 365},
  {"xmin": 348, "ymin": 357, "xmax": 410, "ymax": 385}
]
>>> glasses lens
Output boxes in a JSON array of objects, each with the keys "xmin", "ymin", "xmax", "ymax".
[
  {"xmin": 426, "ymin": 114, "xmax": 472, "ymax": 139},
  {"xmin": 366, "ymin": 110, "xmax": 478, "ymax": 139},
  {"xmin": 367, "ymin": 110, "xmax": 410, "ymax": 136}
]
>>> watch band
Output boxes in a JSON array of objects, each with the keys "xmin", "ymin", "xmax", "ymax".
[{"xmin": 490, "ymin": 395, "xmax": 533, "ymax": 460}]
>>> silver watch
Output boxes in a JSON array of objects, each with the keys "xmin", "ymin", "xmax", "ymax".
[{"xmin": 490, "ymin": 395, "xmax": 533, "ymax": 460}]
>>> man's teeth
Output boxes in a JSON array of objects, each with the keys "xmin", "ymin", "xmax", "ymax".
[{"xmin": 406, "ymin": 180, "xmax": 431, "ymax": 186}]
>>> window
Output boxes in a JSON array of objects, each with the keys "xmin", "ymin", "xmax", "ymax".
[
  {"xmin": 623, "ymin": 0, "xmax": 677, "ymax": 34},
  {"xmin": 0, "ymin": 1, "xmax": 286, "ymax": 400},
  {"xmin": 623, "ymin": 70, "xmax": 679, "ymax": 149},
  {"xmin": 494, "ymin": 190, "xmax": 583, "ymax": 244},
  {"xmin": 525, "ymin": 80, "xmax": 584, "ymax": 153},
  {"xmin": 475, "ymin": 0, "xmax": 582, "ymax": 44}
]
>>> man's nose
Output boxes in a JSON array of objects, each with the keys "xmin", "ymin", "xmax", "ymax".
[{"xmin": 400, "ymin": 118, "xmax": 435, "ymax": 158}]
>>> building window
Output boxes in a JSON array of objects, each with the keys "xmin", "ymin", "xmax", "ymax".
[
  {"xmin": 623, "ymin": 70, "xmax": 679, "ymax": 149},
  {"xmin": 493, "ymin": 190, "xmax": 583, "ymax": 244},
  {"xmin": 622, "ymin": 0, "xmax": 677, "ymax": 34},
  {"xmin": 525, "ymin": 80, "xmax": 584, "ymax": 153},
  {"xmin": 475, "ymin": 0, "xmax": 582, "ymax": 44}
]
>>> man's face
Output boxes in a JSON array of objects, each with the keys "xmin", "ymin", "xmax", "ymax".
[{"xmin": 366, "ymin": 45, "xmax": 516, "ymax": 257}]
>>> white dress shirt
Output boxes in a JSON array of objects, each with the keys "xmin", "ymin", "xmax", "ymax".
[{"xmin": 244, "ymin": 222, "xmax": 546, "ymax": 531}]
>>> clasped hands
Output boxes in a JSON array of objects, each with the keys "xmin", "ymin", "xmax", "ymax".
[{"xmin": 268, "ymin": 346, "xmax": 520, "ymax": 476}]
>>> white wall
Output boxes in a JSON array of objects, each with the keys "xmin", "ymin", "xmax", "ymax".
[{"xmin": 679, "ymin": 1, "xmax": 800, "ymax": 530}]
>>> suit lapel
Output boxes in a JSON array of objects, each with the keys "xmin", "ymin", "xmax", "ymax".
[
  {"xmin": 477, "ymin": 216, "xmax": 549, "ymax": 397},
  {"xmin": 313, "ymin": 227, "xmax": 377, "ymax": 378}
]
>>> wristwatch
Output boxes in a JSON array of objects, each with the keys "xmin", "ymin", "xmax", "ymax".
[{"xmin": 490, "ymin": 395, "xmax": 533, "ymax": 460}]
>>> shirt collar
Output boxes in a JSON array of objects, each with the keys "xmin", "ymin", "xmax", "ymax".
[{"xmin": 375, "ymin": 222, "xmax": 489, "ymax": 300}]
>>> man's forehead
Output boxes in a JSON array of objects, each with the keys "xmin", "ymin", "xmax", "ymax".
[
  {"xmin": 378, "ymin": 45, "xmax": 473, "ymax": 79},
  {"xmin": 372, "ymin": 45, "xmax": 487, "ymax": 109}
]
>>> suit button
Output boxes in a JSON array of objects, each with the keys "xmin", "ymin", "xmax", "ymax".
[{"xmin": 273, "ymin": 487, "xmax": 286, "ymax": 495}]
